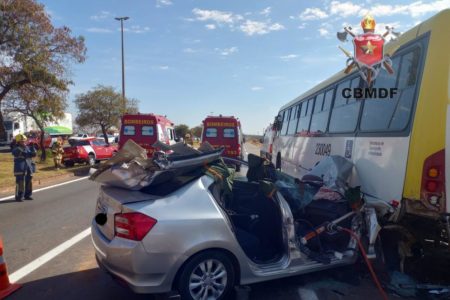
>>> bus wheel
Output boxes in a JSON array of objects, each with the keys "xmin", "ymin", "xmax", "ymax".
[{"xmin": 276, "ymin": 153, "xmax": 281, "ymax": 170}]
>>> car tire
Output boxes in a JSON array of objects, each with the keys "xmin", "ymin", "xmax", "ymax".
[
  {"xmin": 235, "ymin": 165, "xmax": 241, "ymax": 172},
  {"xmin": 177, "ymin": 251, "xmax": 235, "ymax": 300},
  {"xmin": 64, "ymin": 161, "xmax": 75, "ymax": 167},
  {"xmin": 88, "ymin": 154, "xmax": 96, "ymax": 166}
]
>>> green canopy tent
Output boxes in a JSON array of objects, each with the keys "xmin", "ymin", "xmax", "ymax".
[{"xmin": 44, "ymin": 126, "xmax": 73, "ymax": 135}]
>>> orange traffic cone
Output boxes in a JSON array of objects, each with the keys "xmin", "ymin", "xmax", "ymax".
[{"xmin": 0, "ymin": 237, "xmax": 21, "ymax": 299}]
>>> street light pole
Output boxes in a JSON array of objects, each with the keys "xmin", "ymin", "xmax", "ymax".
[{"xmin": 115, "ymin": 16, "xmax": 129, "ymax": 114}]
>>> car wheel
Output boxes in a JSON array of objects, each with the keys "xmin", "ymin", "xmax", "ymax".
[
  {"xmin": 235, "ymin": 164, "xmax": 241, "ymax": 172},
  {"xmin": 88, "ymin": 154, "xmax": 96, "ymax": 166},
  {"xmin": 177, "ymin": 251, "xmax": 235, "ymax": 300},
  {"xmin": 64, "ymin": 161, "xmax": 75, "ymax": 167}
]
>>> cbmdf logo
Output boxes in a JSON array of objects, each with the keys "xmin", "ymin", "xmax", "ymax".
[{"xmin": 337, "ymin": 14, "xmax": 400, "ymax": 89}]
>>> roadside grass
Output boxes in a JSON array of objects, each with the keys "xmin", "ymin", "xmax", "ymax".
[{"xmin": 0, "ymin": 150, "xmax": 89, "ymax": 191}]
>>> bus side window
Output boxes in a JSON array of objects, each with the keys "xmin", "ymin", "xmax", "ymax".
[
  {"xmin": 329, "ymin": 78, "xmax": 361, "ymax": 133},
  {"xmin": 280, "ymin": 108, "xmax": 291, "ymax": 136},
  {"xmin": 359, "ymin": 50, "xmax": 420, "ymax": 132},
  {"xmin": 287, "ymin": 105, "xmax": 299, "ymax": 135},
  {"xmin": 297, "ymin": 98, "xmax": 314, "ymax": 132},
  {"xmin": 310, "ymin": 89, "xmax": 333, "ymax": 133}
]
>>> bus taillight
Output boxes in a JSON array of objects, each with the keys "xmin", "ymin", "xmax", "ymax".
[{"xmin": 421, "ymin": 149, "xmax": 445, "ymax": 209}]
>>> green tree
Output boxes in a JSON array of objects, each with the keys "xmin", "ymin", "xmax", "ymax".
[
  {"xmin": 175, "ymin": 124, "xmax": 189, "ymax": 139},
  {"xmin": 75, "ymin": 85, "xmax": 139, "ymax": 144},
  {"xmin": 0, "ymin": 0, "xmax": 86, "ymax": 142},
  {"xmin": 190, "ymin": 125, "xmax": 203, "ymax": 139}
]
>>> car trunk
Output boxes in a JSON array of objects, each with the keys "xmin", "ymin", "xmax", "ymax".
[{"xmin": 94, "ymin": 186, "xmax": 161, "ymax": 241}]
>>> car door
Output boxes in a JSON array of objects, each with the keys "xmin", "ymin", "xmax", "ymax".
[{"xmin": 91, "ymin": 140, "xmax": 106, "ymax": 159}]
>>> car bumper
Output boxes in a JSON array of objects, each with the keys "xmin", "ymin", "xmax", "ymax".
[{"xmin": 91, "ymin": 221, "xmax": 178, "ymax": 294}]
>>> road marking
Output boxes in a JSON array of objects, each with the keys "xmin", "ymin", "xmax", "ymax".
[
  {"xmin": 9, "ymin": 227, "xmax": 91, "ymax": 283},
  {"xmin": 0, "ymin": 176, "xmax": 89, "ymax": 202}
]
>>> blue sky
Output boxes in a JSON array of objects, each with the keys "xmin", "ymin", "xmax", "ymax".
[{"xmin": 41, "ymin": 0, "xmax": 449, "ymax": 134}]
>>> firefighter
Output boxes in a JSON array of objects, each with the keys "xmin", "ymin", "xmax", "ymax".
[
  {"xmin": 52, "ymin": 139, "xmax": 64, "ymax": 170},
  {"xmin": 184, "ymin": 133, "xmax": 193, "ymax": 146},
  {"xmin": 12, "ymin": 133, "xmax": 36, "ymax": 201}
]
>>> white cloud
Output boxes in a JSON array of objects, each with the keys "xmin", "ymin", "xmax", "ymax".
[
  {"xmin": 156, "ymin": 0, "xmax": 173, "ymax": 7},
  {"xmin": 90, "ymin": 11, "xmax": 112, "ymax": 21},
  {"xmin": 299, "ymin": 8, "xmax": 328, "ymax": 20},
  {"xmin": 240, "ymin": 20, "xmax": 285, "ymax": 36},
  {"xmin": 183, "ymin": 48, "xmax": 197, "ymax": 53},
  {"xmin": 191, "ymin": 8, "xmax": 284, "ymax": 36},
  {"xmin": 318, "ymin": 28, "xmax": 330, "ymax": 37},
  {"xmin": 280, "ymin": 54, "xmax": 298, "ymax": 61},
  {"xmin": 159, "ymin": 65, "xmax": 169, "ymax": 70},
  {"xmin": 329, "ymin": 1, "xmax": 362, "ymax": 17},
  {"xmin": 215, "ymin": 47, "xmax": 238, "ymax": 56},
  {"xmin": 251, "ymin": 86, "xmax": 263, "ymax": 91},
  {"xmin": 360, "ymin": 1, "xmax": 450, "ymax": 18},
  {"xmin": 298, "ymin": 23, "xmax": 307, "ymax": 29},
  {"xmin": 260, "ymin": 7, "xmax": 271, "ymax": 16},
  {"xmin": 122, "ymin": 25, "xmax": 150, "ymax": 34},
  {"xmin": 192, "ymin": 8, "xmax": 238, "ymax": 24},
  {"xmin": 87, "ymin": 27, "xmax": 113, "ymax": 33}
]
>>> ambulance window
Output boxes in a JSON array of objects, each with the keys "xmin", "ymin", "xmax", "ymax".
[
  {"xmin": 142, "ymin": 126, "xmax": 154, "ymax": 136},
  {"xmin": 205, "ymin": 128, "xmax": 217, "ymax": 138},
  {"xmin": 223, "ymin": 128, "xmax": 235, "ymax": 138},
  {"xmin": 123, "ymin": 125, "xmax": 135, "ymax": 135}
]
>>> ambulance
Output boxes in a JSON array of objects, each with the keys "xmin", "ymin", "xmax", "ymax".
[
  {"xmin": 201, "ymin": 115, "xmax": 244, "ymax": 171},
  {"xmin": 118, "ymin": 114, "xmax": 177, "ymax": 156}
]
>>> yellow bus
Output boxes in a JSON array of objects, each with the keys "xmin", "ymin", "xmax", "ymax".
[{"xmin": 272, "ymin": 10, "xmax": 450, "ymax": 251}]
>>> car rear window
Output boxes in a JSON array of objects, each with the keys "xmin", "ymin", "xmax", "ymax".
[
  {"xmin": 205, "ymin": 128, "xmax": 217, "ymax": 138},
  {"xmin": 75, "ymin": 140, "xmax": 91, "ymax": 146},
  {"xmin": 123, "ymin": 125, "xmax": 135, "ymax": 135},
  {"xmin": 223, "ymin": 128, "xmax": 235, "ymax": 138},
  {"xmin": 142, "ymin": 126, "xmax": 154, "ymax": 136}
]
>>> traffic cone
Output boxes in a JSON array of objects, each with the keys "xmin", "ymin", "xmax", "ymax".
[{"xmin": 0, "ymin": 237, "xmax": 21, "ymax": 299}]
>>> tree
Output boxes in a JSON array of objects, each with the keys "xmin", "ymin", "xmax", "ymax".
[
  {"xmin": 75, "ymin": 85, "xmax": 139, "ymax": 144},
  {"xmin": 0, "ymin": 0, "xmax": 86, "ymax": 141},
  {"xmin": 175, "ymin": 124, "xmax": 189, "ymax": 139},
  {"xmin": 191, "ymin": 125, "xmax": 203, "ymax": 138}
]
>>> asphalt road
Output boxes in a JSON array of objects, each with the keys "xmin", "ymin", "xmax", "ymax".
[{"xmin": 0, "ymin": 143, "xmax": 389, "ymax": 300}]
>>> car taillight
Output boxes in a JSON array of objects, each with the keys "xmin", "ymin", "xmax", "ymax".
[
  {"xmin": 114, "ymin": 212, "xmax": 157, "ymax": 241},
  {"xmin": 237, "ymin": 144, "xmax": 241, "ymax": 156},
  {"xmin": 421, "ymin": 149, "xmax": 445, "ymax": 209}
]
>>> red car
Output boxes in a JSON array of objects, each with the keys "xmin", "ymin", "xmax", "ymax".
[{"xmin": 63, "ymin": 138, "xmax": 118, "ymax": 167}]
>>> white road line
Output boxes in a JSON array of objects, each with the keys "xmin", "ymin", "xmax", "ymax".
[
  {"xmin": 0, "ymin": 176, "xmax": 89, "ymax": 202},
  {"xmin": 9, "ymin": 227, "xmax": 92, "ymax": 283}
]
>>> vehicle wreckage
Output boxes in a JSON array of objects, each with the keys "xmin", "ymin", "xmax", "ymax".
[{"xmin": 90, "ymin": 140, "xmax": 385, "ymax": 300}]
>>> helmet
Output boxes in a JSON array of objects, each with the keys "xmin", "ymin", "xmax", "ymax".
[
  {"xmin": 361, "ymin": 14, "xmax": 376, "ymax": 32},
  {"xmin": 15, "ymin": 133, "xmax": 27, "ymax": 143}
]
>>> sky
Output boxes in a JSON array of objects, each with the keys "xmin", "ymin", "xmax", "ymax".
[{"xmin": 40, "ymin": 0, "xmax": 450, "ymax": 134}]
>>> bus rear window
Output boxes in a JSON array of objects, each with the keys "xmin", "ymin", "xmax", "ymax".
[
  {"xmin": 142, "ymin": 126, "xmax": 154, "ymax": 136},
  {"xmin": 223, "ymin": 128, "xmax": 235, "ymax": 138},
  {"xmin": 123, "ymin": 125, "xmax": 136, "ymax": 135},
  {"xmin": 205, "ymin": 128, "xmax": 217, "ymax": 138}
]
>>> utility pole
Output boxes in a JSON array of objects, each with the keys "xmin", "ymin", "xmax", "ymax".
[{"xmin": 115, "ymin": 16, "xmax": 129, "ymax": 114}]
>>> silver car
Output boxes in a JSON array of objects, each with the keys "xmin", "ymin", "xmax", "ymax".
[{"xmin": 91, "ymin": 160, "xmax": 372, "ymax": 300}]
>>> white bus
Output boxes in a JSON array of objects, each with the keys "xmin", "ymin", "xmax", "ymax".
[{"xmin": 272, "ymin": 10, "xmax": 450, "ymax": 251}]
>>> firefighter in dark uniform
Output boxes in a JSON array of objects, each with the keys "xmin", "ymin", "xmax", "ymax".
[{"xmin": 12, "ymin": 133, "xmax": 36, "ymax": 201}]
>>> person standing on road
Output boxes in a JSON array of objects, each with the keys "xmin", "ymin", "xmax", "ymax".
[
  {"xmin": 12, "ymin": 133, "xmax": 36, "ymax": 201},
  {"xmin": 184, "ymin": 133, "xmax": 193, "ymax": 146},
  {"xmin": 52, "ymin": 139, "xmax": 64, "ymax": 170}
]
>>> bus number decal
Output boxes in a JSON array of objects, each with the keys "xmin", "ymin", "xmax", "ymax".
[{"xmin": 315, "ymin": 143, "xmax": 331, "ymax": 156}]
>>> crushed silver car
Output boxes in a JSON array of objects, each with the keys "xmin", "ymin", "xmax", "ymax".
[{"xmin": 90, "ymin": 140, "xmax": 379, "ymax": 300}]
